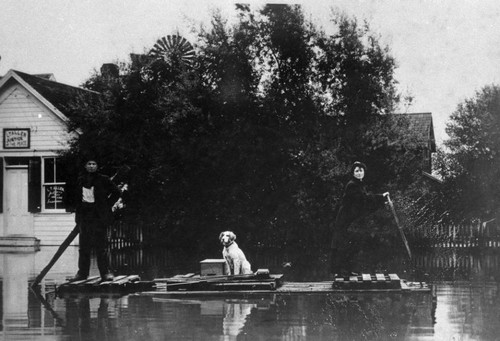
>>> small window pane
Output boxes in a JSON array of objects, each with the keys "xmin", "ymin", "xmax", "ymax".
[
  {"xmin": 55, "ymin": 158, "xmax": 67, "ymax": 182},
  {"xmin": 44, "ymin": 158, "xmax": 55, "ymax": 183}
]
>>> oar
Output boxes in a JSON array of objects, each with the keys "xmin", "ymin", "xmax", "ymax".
[
  {"xmin": 31, "ymin": 224, "xmax": 80, "ymax": 288},
  {"xmin": 386, "ymin": 194, "xmax": 412, "ymax": 259}
]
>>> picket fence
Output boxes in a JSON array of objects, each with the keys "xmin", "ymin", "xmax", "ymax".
[
  {"xmin": 107, "ymin": 221, "xmax": 143, "ymax": 249},
  {"xmin": 409, "ymin": 219, "xmax": 500, "ymax": 248},
  {"xmin": 106, "ymin": 218, "xmax": 500, "ymax": 250}
]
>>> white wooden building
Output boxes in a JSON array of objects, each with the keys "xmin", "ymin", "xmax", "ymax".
[{"xmin": 0, "ymin": 70, "xmax": 98, "ymax": 248}]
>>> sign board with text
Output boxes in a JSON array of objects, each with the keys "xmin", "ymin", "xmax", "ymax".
[
  {"xmin": 3, "ymin": 128, "xmax": 30, "ymax": 149},
  {"xmin": 45, "ymin": 185, "xmax": 65, "ymax": 209}
]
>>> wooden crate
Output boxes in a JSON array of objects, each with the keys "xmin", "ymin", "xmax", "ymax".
[{"xmin": 200, "ymin": 259, "xmax": 226, "ymax": 276}]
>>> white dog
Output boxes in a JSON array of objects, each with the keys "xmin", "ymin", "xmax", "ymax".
[{"xmin": 219, "ymin": 231, "xmax": 252, "ymax": 275}]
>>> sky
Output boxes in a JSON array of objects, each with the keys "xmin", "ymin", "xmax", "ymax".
[{"xmin": 2, "ymin": 0, "xmax": 500, "ymax": 145}]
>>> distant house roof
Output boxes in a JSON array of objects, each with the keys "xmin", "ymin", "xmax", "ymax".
[
  {"xmin": 32, "ymin": 73, "xmax": 56, "ymax": 81},
  {"xmin": 14, "ymin": 70, "xmax": 100, "ymax": 117},
  {"xmin": 398, "ymin": 112, "xmax": 436, "ymax": 152},
  {"xmin": 0, "ymin": 69, "xmax": 100, "ymax": 121}
]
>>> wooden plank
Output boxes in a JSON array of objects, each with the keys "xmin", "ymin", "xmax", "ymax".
[
  {"xmin": 164, "ymin": 274, "xmax": 283, "ymax": 291},
  {"xmin": 155, "ymin": 272, "xmax": 276, "ymax": 283},
  {"xmin": 57, "ymin": 275, "xmax": 153, "ymax": 294},
  {"xmin": 64, "ymin": 275, "xmax": 100, "ymax": 286},
  {"xmin": 388, "ymin": 274, "xmax": 400, "ymax": 281},
  {"xmin": 166, "ymin": 280, "xmax": 208, "ymax": 291},
  {"xmin": 110, "ymin": 275, "xmax": 128, "ymax": 282},
  {"xmin": 111, "ymin": 275, "xmax": 140, "ymax": 286},
  {"xmin": 203, "ymin": 273, "xmax": 272, "ymax": 281},
  {"xmin": 99, "ymin": 275, "xmax": 127, "ymax": 286},
  {"xmin": 212, "ymin": 281, "xmax": 275, "ymax": 287},
  {"xmin": 129, "ymin": 281, "xmax": 156, "ymax": 292},
  {"xmin": 362, "ymin": 274, "xmax": 372, "ymax": 282},
  {"xmin": 160, "ymin": 277, "xmax": 200, "ymax": 283},
  {"xmin": 212, "ymin": 282, "xmax": 276, "ymax": 291},
  {"xmin": 80, "ymin": 277, "xmax": 102, "ymax": 286},
  {"xmin": 58, "ymin": 276, "xmax": 101, "ymax": 294}
]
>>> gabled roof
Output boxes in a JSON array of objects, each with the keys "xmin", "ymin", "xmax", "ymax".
[
  {"xmin": 32, "ymin": 73, "xmax": 56, "ymax": 81},
  {"xmin": 398, "ymin": 112, "xmax": 436, "ymax": 152},
  {"xmin": 0, "ymin": 69, "xmax": 100, "ymax": 122}
]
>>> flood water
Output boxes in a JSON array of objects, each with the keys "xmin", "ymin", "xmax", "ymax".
[{"xmin": 1, "ymin": 246, "xmax": 500, "ymax": 340}]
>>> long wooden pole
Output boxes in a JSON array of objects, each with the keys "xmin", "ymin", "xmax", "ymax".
[
  {"xmin": 31, "ymin": 224, "xmax": 80, "ymax": 288},
  {"xmin": 31, "ymin": 165, "xmax": 130, "ymax": 288},
  {"xmin": 387, "ymin": 195, "xmax": 412, "ymax": 259},
  {"xmin": 29, "ymin": 286, "xmax": 65, "ymax": 325}
]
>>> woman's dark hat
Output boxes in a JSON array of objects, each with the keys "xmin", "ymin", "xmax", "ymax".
[{"xmin": 351, "ymin": 161, "xmax": 367, "ymax": 173}]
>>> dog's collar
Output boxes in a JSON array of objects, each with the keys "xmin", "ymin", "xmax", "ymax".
[{"xmin": 224, "ymin": 241, "xmax": 234, "ymax": 248}]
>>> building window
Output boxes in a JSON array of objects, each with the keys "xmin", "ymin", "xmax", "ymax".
[{"xmin": 42, "ymin": 157, "xmax": 67, "ymax": 211}]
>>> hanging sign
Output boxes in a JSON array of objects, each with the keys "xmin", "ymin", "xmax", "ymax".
[
  {"xmin": 3, "ymin": 128, "xmax": 30, "ymax": 149},
  {"xmin": 45, "ymin": 185, "xmax": 65, "ymax": 209}
]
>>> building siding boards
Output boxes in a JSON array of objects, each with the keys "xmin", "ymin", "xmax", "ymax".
[
  {"xmin": 0, "ymin": 85, "xmax": 71, "ymax": 152},
  {"xmin": 0, "ymin": 71, "xmax": 84, "ymax": 246},
  {"xmin": 33, "ymin": 213, "xmax": 76, "ymax": 246}
]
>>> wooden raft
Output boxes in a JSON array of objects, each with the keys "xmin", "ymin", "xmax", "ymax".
[
  {"xmin": 147, "ymin": 272, "xmax": 430, "ymax": 296},
  {"xmin": 56, "ymin": 275, "xmax": 155, "ymax": 295}
]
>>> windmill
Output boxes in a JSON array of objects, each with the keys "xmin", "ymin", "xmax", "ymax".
[{"xmin": 150, "ymin": 35, "xmax": 195, "ymax": 66}]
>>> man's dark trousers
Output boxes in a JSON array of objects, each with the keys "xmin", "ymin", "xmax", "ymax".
[{"xmin": 77, "ymin": 203, "xmax": 110, "ymax": 277}]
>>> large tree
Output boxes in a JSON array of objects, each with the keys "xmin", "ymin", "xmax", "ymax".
[
  {"xmin": 436, "ymin": 85, "xmax": 500, "ymax": 222},
  {"xmin": 64, "ymin": 4, "xmax": 421, "ymax": 253}
]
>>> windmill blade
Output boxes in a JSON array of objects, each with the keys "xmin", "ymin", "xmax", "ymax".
[{"xmin": 150, "ymin": 35, "xmax": 195, "ymax": 65}]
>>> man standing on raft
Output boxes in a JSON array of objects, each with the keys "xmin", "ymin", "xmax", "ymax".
[{"xmin": 69, "ymin": 157, "xmax": 125, "ymax": 282}]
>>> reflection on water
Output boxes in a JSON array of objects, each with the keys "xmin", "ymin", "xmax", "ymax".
[
  {"xmin": 20, "ymin": 291, "xmax": 433, "ymax": 340},
  {"xmin": 434, "ymin": 283, "xmax": 500, "ymax": 340},
  {"xmin": 414, "ymin": 248, "xmax": 500, "ymax": 282},
  {"xmin": 0, "ymin": 247, "xmax": 499, "ymax": 340}
]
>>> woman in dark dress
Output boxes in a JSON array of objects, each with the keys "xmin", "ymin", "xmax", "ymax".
[{"xmin": 330, "ymin": 161, "xmax": 389, "ymax": 276}]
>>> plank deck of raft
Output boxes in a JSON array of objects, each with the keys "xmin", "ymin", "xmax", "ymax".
[
  {"xmin": 55, "ymin": 272, "xmax": 431, "ymax": 296},
  {"xmin": 56, "ymin": 275, "xmax": 155, "ymax": 296},
  {"xmin": 146, "ymin": 272, "xmax": 431, "ymax": 297}
]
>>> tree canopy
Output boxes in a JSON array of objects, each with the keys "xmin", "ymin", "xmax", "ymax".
[
  {"xmin": 63, "ymin": 4, "xmax": 423, "ymax": 252},
  {"xmin": 434, "ymin": 85, "xmax": 500, "ymax": 223}
]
